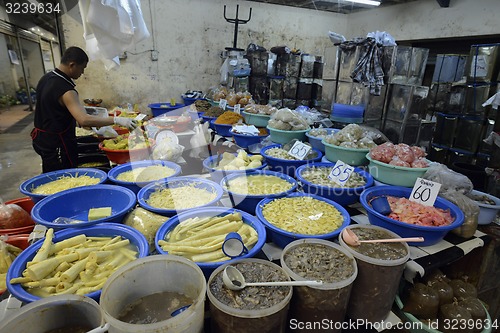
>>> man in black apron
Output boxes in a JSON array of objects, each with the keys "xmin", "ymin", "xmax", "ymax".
[{"xmin": 32, "ymin": 46, "xmax": 137, "ymax": 173}]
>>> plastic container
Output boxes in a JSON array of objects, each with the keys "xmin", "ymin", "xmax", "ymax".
[
  {"xmin": 339, "ymin": 224, "xmax": 410, "ymax": 323},
  {"xmin": 19, "ymin": 168, "xmax": 108, "ymax": 203},
  {"xmin": 221, "ymin": 170, "xmax": 298, "ymax": 214},
  {"xmin": 323, "ymin": 141, "xmax": 370, "ymax": 166},
  {"xmin": 280, "ymin": 239, "xmax": 358, "ymax": 332},
  {"xmin": 232, "ymin": 130, "xmax": 269, "ymax": 149},
  {"xmin": 305, "ymin": 128, "xmax": 339, "ymax": 153},
  {"xmin": 366, "ymin": 153, "xmax": 429, "ymax": 187},
  {"xmin": 7, "ymin": 223, "xmax": 149, "ymax": 303},
  {"xmin": 100, "ymin": 255, "xmax": 206, "ymax": 333},
  {"xmin": 99, "ymin": 140, "xmax": 154, "ymax": 165},
  {"xmin": 137, "ymin": 176, "xmax": 223, "ymax": 216},
  {"xmin": 0, "ymin": 197, "xmax": 35, "ymax": 235},
  {"xmin": 0, "ymin": 295, "xmax": 103, "ymax": 332},
  {"xmin": 360, "ymin": 186, "xmax": 465, "ymax": 246},
  {"xmin": 212, "ymin": 120, "xmax": 234, "ymax": 137},
  {"xmin": 242, "ymin": 111, "xmax": 271, "ymax": 127},
  {"xmin": 108, "ymin": 160, "xmax": 182, "ymax": 194},
  {"xmin": 148, "ymin": 102, "xmax": 185, "ymax": 117},
  {"xmin": 260, "ymin": 143, "xmax": 323, "ymax": 177},
  {"xmin": 295, "ymin": 163, "xmax": 373, "ymax": 206},
  {"xmin": 202, "ymin": 153, "xmax": 267, "ymax": 184},
  {"xmin": 30, "ymin": 184, "xmax": 137, "ymax": 230},
  {"xmin": 201, "ymin": 115, "xmax": 217, "ymax": 129},
  {"xmin": 468, "ymin": 189, "xmax": 500, "ymax": 225},
  {"xmin": 207, "ymin": 258, "xmax": 293, "ymax": 333},
  {"xmin": 256, "ymin": 192, "xmax": 351, "ymax": 248},
  {"xmin": 266, "ymin": 126, "xmax": 309, "ymax": 145},
  {"xmin": 155, "ymin": 207, "xmax": 267, "ymax": 278}
]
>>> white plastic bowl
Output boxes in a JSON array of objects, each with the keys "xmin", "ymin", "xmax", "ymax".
[{"xmin": 469, "ymin": 190, "xmax": 500, "ymax": 225}]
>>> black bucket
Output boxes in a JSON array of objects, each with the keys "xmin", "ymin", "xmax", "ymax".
[{"xmin": 450, "ymin": 162, "xmax": 487, "ymax": 192}]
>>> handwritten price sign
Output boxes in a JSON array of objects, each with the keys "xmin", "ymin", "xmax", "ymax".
[
  {"xmin": 409, "ymin": 177, "xmax": 442, "ymax": 206},
  {"xmin": 287, "ymin": 141, "xmax": 312, "ymax": 160},
  {"xmin": 328, "ymin": 160, "xmax": 354, "ymax": 185},
  {"xmin": 219, "ymin": 99, "xmax": 228, "ymax": 110}
]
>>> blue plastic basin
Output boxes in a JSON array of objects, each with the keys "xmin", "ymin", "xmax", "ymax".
[
  {"xmin": 221, "ymin": 170, "xmax": 298, "ymax": 214},
  {"xmin": 7, "ymin": 223, "xmax": 148, "ymax": 303},
  {"xmin": 137, "ymin": 176, "xmax": 223, "ymax": 216},
  {"xmin": 260, "ymin": 144, "xmax": 323, "ymax": 177},
  {"xmin": 19, "ymin": 168, "xmax": 108, "ymax": 203},
  {"xmin": 31, "ymin": 184, "xmax": 136, "ymax": 230},
  {"xmin": 107, "ymin": 160, "xmax": 182, "ymax": 194},
  {"xmin": 148, "ymin": 103, "xmax": 185, "ymax": 117},
  {"xmin": 155, "ymin": 207, "xmax": 266, "ymax": 278},
  {"xmin": 256, "ymin": 192, "xmax": 350, "ymax": 248},
  {"xmin": 295, "ymin": 162, "xmax": 373, "ymax": 206},
  {"xmin": 360, "ymin": 186, "xmax": 465, "ymax": 246}
]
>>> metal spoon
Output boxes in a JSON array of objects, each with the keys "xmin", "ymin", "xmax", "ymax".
[
  {"xmin": 222, "ymin": 266, "xmax": 323, "ymax": 291},
  {"xmin": 342, "ymin": 228, "xmax": 424, "ymax": 246}
]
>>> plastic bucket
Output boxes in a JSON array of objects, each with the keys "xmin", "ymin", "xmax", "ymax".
[
  {"xmin": 0, "ymin": 197, "xmax": 35, "ymax": 235},
  {"xmin": 451, "ymin": 162, "xmax": 487, "ymax": 191},
  {"xmin": 0, "ymin": 295, "xmax": 103, "ymax": 332},
  {"xmin": 339, "ymin": 225, "xmax": 410, "ymax": 323},
  {"xmin": 100, "ymin": 255, "xmax": 206, "ymax": 333},
  {"xmin": 207, "ymin": 258, "xmax": 293, "ymax": 333},
  {"xmin": 280, "ymin": 239, "xmax": 357, "ymax": 332}
]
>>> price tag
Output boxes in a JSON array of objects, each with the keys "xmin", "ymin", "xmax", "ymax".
[
  {"xmin": 287, "ymin": 141, "xmax": 312, "ymax": 160},
  {"xmin": 134, "ymin": 113, "xmax": 147, "ymax": 121},
  {"xmin": 219, "ymin": 99, "xmax": 228, "ymax": 110},
  {"xmin": 409, "ymin": 177, "xmax": 442, "ymax": 207},
  {"xmin": 327, "ymin": 160, "xmax": 354, "ymax": 185},
  {"xmin": 234, "ymin": 104, "xmax": 241, "ymax": 114}
]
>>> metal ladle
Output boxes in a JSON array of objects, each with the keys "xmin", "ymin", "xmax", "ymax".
[
  {"xmin": 222, "ymin": 266, "xmax": 323, "ymax": 291},
  {"xmin": 342, "ymin": 228, "xmax": 424, "ymax": 246}
]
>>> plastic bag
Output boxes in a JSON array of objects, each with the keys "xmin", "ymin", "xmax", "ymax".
[
  {"xmin": 268, "ymin": 108, "xmax": 309, "ymax": 131},
  {"xmin": 0, "ymin": 199, "xmax": 32, "ymax": 230},
  {"xmin": 93, "ymin": 125, "xmax": 118, "ymax": 138},
  {"xmin": 123, "ymin": 207, "xmax": 167, "ymax": 253},
  {"xmin": 152, "ymin": 141, "xmax": 184, "ymax": 162},
  {"xmin": 328, "ymin": 31, "xmax": 346, "ymax": 44},
  {"xmin": 440, "ymin": 190, "xmax": 479, "ymax": 239},
  {"xmin": 423, "ymin": 163, "xmax": 474, "ymax": 194},
  {"xmin": 189, "ymin": 121, "xmax": 211, "ymax": 159},
  {"xmin": 366, "ymin": 31, "xmax": 397, "ymax": 46}
]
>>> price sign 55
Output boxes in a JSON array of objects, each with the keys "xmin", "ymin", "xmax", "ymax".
[
  {"xmin": 328, "ymin": 160, "xmax": 354, "ymax": 185},
  {"xmin": 288, "ymin": 141, "xmax": 312, "ymax": 160}
]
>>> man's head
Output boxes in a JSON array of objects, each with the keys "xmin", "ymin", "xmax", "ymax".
[{"xmin": 59, "ymin": 46, "xmax": 88, "ymax": 79}]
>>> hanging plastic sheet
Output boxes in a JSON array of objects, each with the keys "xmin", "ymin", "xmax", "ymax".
[{"xmin": 79, "ymin": 0, "xmax": 150, "ymax": 70}]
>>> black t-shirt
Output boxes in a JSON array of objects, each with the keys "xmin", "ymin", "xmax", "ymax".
[{"xmin": 34, "ymin": 68, "xmax": 77, "ymax": 134}]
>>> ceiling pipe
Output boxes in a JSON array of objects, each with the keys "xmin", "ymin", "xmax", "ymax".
[{"xmin": 436, "ymin": 0, "xmax": 450, "ymax": 7}]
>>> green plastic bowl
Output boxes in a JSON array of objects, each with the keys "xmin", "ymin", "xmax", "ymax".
[
  {"xmin": 366, "ymin": 153, "xmax": 429, "ymax": 187},
  {"xmin": 322, "ymin": 141, "xmax": 370, "ymax": 166},
  {"xmin": 267, "ymin": 126, "xmax": 309, "ymax": 145},
  {"xmin": 242, "ymin": 111, "xmax": 271, "ymax": 127}
]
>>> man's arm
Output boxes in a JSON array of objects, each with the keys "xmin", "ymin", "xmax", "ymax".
[{"xmin": 62, "ymin": 90, "xmax": 115, "ymax": 127}]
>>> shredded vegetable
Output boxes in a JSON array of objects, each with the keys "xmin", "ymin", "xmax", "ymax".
[
  {"xmin": 32, "ymin": 175, "xmax": 100, "ymax": 195},
  {"xmin": 147, "ymin": 185, "xmax": 217, "ymax": 210},
  {"xmin": 225, "ymin": 175, "xmax": 293, "ymax": 195},
  {"xmin": 262, "ymin": 197, "xmax": 343, "ymax": 235},
  {"xmin": 116, "ymin": 165, "xmax": 176, "ymax": 182},
  {"xmin": 386, "ymin": 196, "xmax": 454, "ymax": 227}
]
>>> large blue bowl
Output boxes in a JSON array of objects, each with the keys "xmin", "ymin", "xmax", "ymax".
[
  {"xmin": 7, "ymin": 223, "xmax": 149, "ymax": 303},
  {"xmin": 19, "ymin": 168, "xmax": 108, "ymax": 203},
  {"xmin": 202, "ymin": 153, "xmax": 268, "ymax": 184},
  {"xmin": 232, "ymin": 130, "xmax": 269, "ymax": 149},
  {"xmin": 137, "ymin": 176, "xmax": 223, "ymax": 216},
  {"xmin": 201, "ymin": 115, "xmax": 217, "ymax": 129},
  {"xmin": 107, "ymin": 160, "xmax": 182, "ymax": 194},
  {"xmin": 256, "ymin": 192, "xmax": 351, "ymax": 248},
  {"xmin": 155, "ymin": 207, "xmax": 266, "ymax": 278},
  {"xmin": 260, "ymin": 144, "xmax": 323, "ymax": 177},
  {"xmin": 31, "ymin": 184, "xmax": 136, "ymax": 230},
  {"xmin": 148, "ymin": 103, "xmax": 185, "ymax": 117},
  {"xmin": 295, "ymin": 162, "xmax": 373, "ymax": 206},
  {"xmin": 360, "ymin": 186, "xmax": 465, "ymax": 246},
  {"xmin": 211, "ymin": 120, "xmax": 233, "ymax": 137},
  {"xmin": 221, "ymin": 170, "xmax": 298, "ymax": 215}
]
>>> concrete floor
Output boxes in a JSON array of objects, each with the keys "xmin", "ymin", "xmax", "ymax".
[{"xmin": 0, "ymin": 105, "xmax": 42, "ymax": 202}]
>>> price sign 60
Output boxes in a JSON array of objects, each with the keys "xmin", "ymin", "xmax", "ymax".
[{"xmin": 409, "ymin": 177, "xmax": 442, "ymax": 207}]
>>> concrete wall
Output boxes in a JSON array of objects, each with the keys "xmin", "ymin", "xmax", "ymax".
[
  {"xmin": 62, "ymin": 0, "xmax": 347, "ymax": 111},
  {"xmin": 348, "ymin": 0, "xmax": 500, "ymax": 40},
  {"xmin": 60, "ymin": 0, "xmax": 500, "ymax": 112}
]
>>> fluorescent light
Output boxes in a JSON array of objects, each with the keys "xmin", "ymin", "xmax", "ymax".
[{"xmin": 342, "ymin": 0, "xmax": 381, "ymax": 6}]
